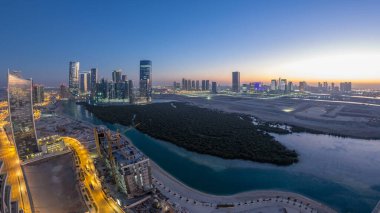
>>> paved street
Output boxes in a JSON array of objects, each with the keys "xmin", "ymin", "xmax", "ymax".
[
  {"xmin": 0, "ymin": 120, "xmax": 33, "ymax": 213},
  {"xmin": 62, "ymin": 136, "xmax": 124, "ymax": 213}
]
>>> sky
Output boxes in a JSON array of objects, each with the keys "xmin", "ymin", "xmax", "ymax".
[{"xmin": 0, "ymin": 0, "xmax": 380, "ymax": 88}]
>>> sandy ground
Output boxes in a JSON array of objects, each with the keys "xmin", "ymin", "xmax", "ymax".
[
  {"xmin": 151, "ymin": 161, "xmax": 336, "ymax": 213},
  {"xmin": 154, "ymin": 94, "xmax": 380, "ymax": 139},
  {"xmin": 23, "ymin": 153, "xmax": 87, "ymax": 213}
]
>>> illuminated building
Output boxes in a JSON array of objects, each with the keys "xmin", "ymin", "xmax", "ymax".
[
  {"xmin": 139, "ymin": 60, "xmax": 152, "ymax": 102},
  {"xmin": 0, "ymin": 161, "xmax": 19, "ymax": 213},
  {"xmin": 241, "ymin": 84, "xmax": 248, "ymax": 93},
  {"xmin": 7, "ymin": 71, "xmax": 39, "ymax": 160},
  {"xmin": 232, "ymin": 71, "xmax": 240, "ymax": 92},
  {"xmin": 80, "ymin": 72, "xmax": 89, "ymax": 93},
  {"xmin": 94, "ymin": 127, "xmax": 152, "ymax": 197},
  {"xmin": 68, "ymin": 61, "xmax": 80, "ymax": 97}
]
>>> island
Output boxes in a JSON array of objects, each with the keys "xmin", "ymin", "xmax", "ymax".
[{"xmin": 85, "ymin": 102, "xmax": 298, "ymax": 166}]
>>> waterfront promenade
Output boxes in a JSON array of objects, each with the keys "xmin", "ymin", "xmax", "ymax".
[{"xmin": 151, "ymin": 161, "xmax": 337, "ymax": 213}]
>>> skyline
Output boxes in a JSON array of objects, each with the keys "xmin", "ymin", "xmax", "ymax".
[{"xmin": 1, "ymin": 0, "xmax": 380, "ymax": 88}]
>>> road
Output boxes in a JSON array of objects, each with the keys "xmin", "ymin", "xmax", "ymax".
[
  {"xmin": 0, "ymin": 120, "xmax": 33, "ymax": 213},
  {"xmin": 62, "ymin": 137, "xmax": 124, "ymax": 213}
]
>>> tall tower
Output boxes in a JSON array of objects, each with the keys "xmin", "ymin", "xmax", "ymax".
[
  {"xmin": 80, "ymin": 72, "xmax": 89, "ymax": 93},
  {"xmin": 90, "ymin": 68, "xmax": 98, "ymax": 96},
  {"xmin": 232, "ymin": 71, "xmax": 240, "ymax": 92},
  {"xmin": 7, "ymin": 71, "xmax": 39, "ymax": 160},
  {"xmin": 112, "ymin": 70, "xmax": 122, "ymax": 83},
  {"xmin": 69, "ymin": 61, "xmax": 80, "ymax": 97},
  {"xmin": 139, "ymin": 60, "xmax": 152, "ymax": 102}
]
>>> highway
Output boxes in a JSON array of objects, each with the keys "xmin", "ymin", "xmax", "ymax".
[
  {"xmin": 62, "ymin": 137, "xmax": 124, "ymax": 213},
  {"xmin": 0, "ymin": 120, "xmax": 33, "ymax": 213}
]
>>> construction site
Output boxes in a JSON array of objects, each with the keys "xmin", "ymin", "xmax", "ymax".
[{"xmin": 93, "ymin": 126, "xmax": 156, "ymax": 209}]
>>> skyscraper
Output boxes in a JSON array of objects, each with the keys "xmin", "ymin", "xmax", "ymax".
[
  {"xmin": 80, "ymin": 72, "xmax": 89, "ymax": 93},
  {"xmin": 201, "ymin": 80, "xmax": 206, "ymax": 91},
  {"xmin": 211, "ymin": 82, "xmax": 217, "ymax": 94},
  {"xmin": 121, "ymin": 74, "xmax": 128, "ymax": 82},
  {"xmin": 128, "ymin": 80, "xmax": 134, "ymax": 103},
  {"xmin": 8, "ymin": 71, "xmax": 39, "ymax": 160},
  {"xmin": 69, "ymin": 61, "xmax": 80, "ymax": 97},
  {"xmin": 232, "ymin": 71, "xmax": 240, "ymax": 92},
  {"xmin": 270, "ymin": 80, "xmax": 277, "ymax": 91},
  {"xmin": 299, "ymin": 81, "xmax": 307, "ymax": 92},
  {"xmin": 279, "ymin": 79, "xmax": 287, "ymax": 91},
  {"xmin": 196, "ymin": 80, "xmax": 200, "ymax": 90},
  {"xmin": 139, "ymin": 60, "xmax": 152, "ymax": 102},
  {"xmin": 32, "ymin": 84, "xmax": 44, "ymax": 103},
  {"xmin": 340, "ymin": 82, "xmax": 352, "ymax": 92},
  {"xmin": 90, "ymin": 68, "xmax": 98, "ymax": 94},
  {"xmin": 205, "ymin": 80, "xmax": 210, "ymax": 91},
  {"xmin": 112, "ymin": 70, "xmax": 122, "ymax": 83}
]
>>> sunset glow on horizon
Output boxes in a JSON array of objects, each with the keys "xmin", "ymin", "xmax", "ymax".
[{"xmin": 0, "ymin": 0, "xmax": 379, "ymax": 89}]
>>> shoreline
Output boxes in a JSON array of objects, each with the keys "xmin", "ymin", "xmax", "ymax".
[
  {"xmin": 56, "ymin": 103, "xmax": 338, "ymax": 212},
  {"xmin": 150, "ymin": 160, "xmax": 336, "ymax": 213}
]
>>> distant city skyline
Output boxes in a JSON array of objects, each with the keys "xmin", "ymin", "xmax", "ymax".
[{"xmin": 0, "ymin": 0, "xmax": 380, "ymax": 88}]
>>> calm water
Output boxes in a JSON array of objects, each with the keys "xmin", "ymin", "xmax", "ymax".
[{"xmin": 60, "ymin": 101, "xmax": 380, "ymax": 212}]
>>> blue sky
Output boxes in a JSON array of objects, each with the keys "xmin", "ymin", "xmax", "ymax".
[{"xmin": 1, "ymin": 0, "xmax": 380, "ymax": 88}]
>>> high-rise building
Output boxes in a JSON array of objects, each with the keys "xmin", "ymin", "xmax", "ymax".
[
  {"xmin": 182, "ymin": 78, "xmax": 187, "ymax": 90},
  {"xmin": 205, "ymin": 80, "xmax": 210, "ymax": 91},
  {"xmin": 80, "ymin": 72, "xmax": 89, "ymax": 93},
  {"xmin": 32, "ymin": 84, "xmax": 44, "ymax": 104},
  {"xmin": 323, "ymin": 82, "xmax": 328, "ymax": 91},
  {"xmin": 340, "ymin": 82, "xmax": 352, "ymax": 92},
  {"xmin": 187, "ymin": 79, "xmax": 191, "ymax": 90},
  {"xmin": 7, "ymin": 71, "xmax": 39, "ymax": 160},
  {"xmin": 196, "ymin": 80, "xmax": 200, "ymax": 90},
  {"xmin": 60, "ymin": 84, "xmax": 69, "ymax": 99},
  {"xmin": 299, "ymin": 81, "xmax": 307, "ymax": 92},
  {"xmin": 69, "ymin": 61, "xmax": 80, "ymax": 97},
  {"xmin": 121, "ymin": 74, "xmax": 128, "ymax": 82},
  {"xmin": 232, "ymin": 71, "xmax": 240, "ymax": 92},
  {"xmin": 288, "ymin": 81, "xmax": 293, "ymax": 92},
  {"xmin": 211, "ymin": 82, "xmax": 217, "ymax": 94},
  {"xmin": 90, "ymin": 68, "xmax": 98, "ymax": 94},
  {"xmin": 112, "ymin": 70, "xmax": 122, "ymax": 83},
  {"xmin": 128, "ymin": 80, "xmax": 134, "ymax": 103},
  {"xmin": 270, "ymin": 79, "xmax": 277, "ymax": 91},
  {"xmin": 241, "ymin": 84, "xmax": 248, "ymax": 93},
  {"xmin": 279, "ymin": 79, "xmax": 287, "ymax": 91},
  {"xmin": 139, "ymin": 60, "xmax": 152, "ymax": 102},
  {"xmin": 86, "ymin": 72, "xmax": 91, "ymax": 92},
  {"xmin": 201, "ymin": 80, "xmax": 206, "ymax": 91}
]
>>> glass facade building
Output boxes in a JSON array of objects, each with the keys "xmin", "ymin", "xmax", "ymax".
[
  {"xmin": 232, "ymin": 71, "xmax": 240, "ymax": 92},
  {"xmin": 69, "ymin": 61, "xmax": 80, "ymax": 97},
  {"xmin": 139, "ymin": 60, "xmax": 152, "ymax": 102},
  {"xmin": 7, "ymin": 71, "xmax": 39, "ymax": 160}
]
